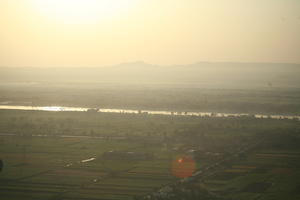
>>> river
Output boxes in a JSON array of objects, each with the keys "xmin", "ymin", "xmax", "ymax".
[{"xmin": 0, "ymin": 105, "xmax": 299, "ymax": 121}]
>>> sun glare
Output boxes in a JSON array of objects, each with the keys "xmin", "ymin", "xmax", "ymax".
[{"xmin": 32, "ymin": 0, "xmax": 138, "ymax": 24}]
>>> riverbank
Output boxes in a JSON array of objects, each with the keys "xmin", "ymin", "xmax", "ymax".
[{"xmin": 0, "ymin": 105, "xmax": 299, "ymax": 121}]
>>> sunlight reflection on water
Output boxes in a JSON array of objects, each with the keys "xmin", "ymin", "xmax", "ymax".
[{"xmin": 0, "ymin": 105, "xmax": 299, "ymax": 121}]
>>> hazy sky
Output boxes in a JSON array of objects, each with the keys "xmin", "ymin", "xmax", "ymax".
[{"xmin": 0, "ymin": 0, "xmax": 300, "ymax": 67}]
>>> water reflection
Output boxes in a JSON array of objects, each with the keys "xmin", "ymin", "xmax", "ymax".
[
  {"xmin": 0, "ymin": 105, "xmax": 299, "ymax": 121},
  {"xmin": 42, "ymin": 106, "xmax": 65, "ymax": 112},
  {"xmin": 81, "ymin": 158, "xmax": 96, "ymax": 163}
]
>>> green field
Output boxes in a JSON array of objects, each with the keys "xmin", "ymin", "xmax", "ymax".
[
  {"xmin": 0, "ymin": 135, "xmax": 178, "ymax": 200},
  {"xmin": 0, "ymin": 110, "xmax": 300, "ymax": 200},
  {"xmin": 201, "ymin": 143, "xmax": 300, "ymax": 200}
]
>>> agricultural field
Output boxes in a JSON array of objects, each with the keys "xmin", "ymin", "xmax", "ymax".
[
  {"xmin": 0, "ymin": 110, "xmax": 299, "ymax": 200},
  {"xmin": 199, "ymin": 136, "xmax": 300, "ymax": 200},
  {"xmin": 0, "ymin": 136, "xmax": 178, "ymax": 200},
  {"xmin": 1, "ymin": 81, "xmax": 300, "ymax": 115},
  {"xmin": 1, "ymin": 1, "xmax": 300, "ymax": 199}
]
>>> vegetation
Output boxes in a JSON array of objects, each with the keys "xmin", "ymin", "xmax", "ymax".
[
  {"xmin": 0, "ymin": 110, "xmax": 299, "ymax": 199},
  {"xmin": 1, "ymin": 84, "xmax": 300, "ymax": 115}
]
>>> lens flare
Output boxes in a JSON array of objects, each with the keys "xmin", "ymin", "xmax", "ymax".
[{"xmin": 171, "ymin": 155, "xmax": 196, "ymax": 178}]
